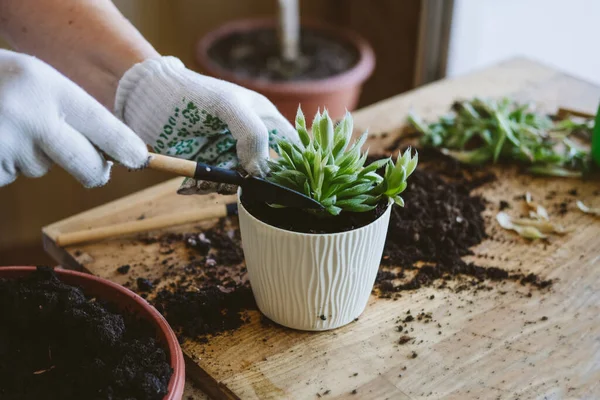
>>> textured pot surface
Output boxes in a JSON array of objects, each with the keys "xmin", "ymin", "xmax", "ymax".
[
  {"xmin": 238, "ymin": 197, "xmax": 392, "ymax": 331},
  {"xmin": 195, "ymin": 18, "xmax": 375, "ymax": 121},
  {"xmin": 0, "ymin": 267, "xmax": 186, "ymax": 400}
]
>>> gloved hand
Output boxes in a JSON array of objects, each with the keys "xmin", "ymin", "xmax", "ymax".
[
  {"xmin": 114, "ymin": 56, "xmax": 299, "ymax": 194},
  {"xmin": 0, "ymin": 50, "xmax": 148, "ymax": 188}
]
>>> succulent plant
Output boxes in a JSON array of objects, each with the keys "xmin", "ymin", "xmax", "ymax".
[
  {"xmin": 408, "ymin": 97, "xmax": 593, "ymax": 178},
  {"xmin": 268, "ymin": 107, "xmax": 418, "ymax": 215}
]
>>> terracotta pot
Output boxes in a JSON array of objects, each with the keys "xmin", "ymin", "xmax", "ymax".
[
  {"xmin": 0, "ymin": 267, "xmax": 185, "ymax": 400},
  {"xmin": 195, "ymin": 18, "xmax": 375, "ymax": 122}
]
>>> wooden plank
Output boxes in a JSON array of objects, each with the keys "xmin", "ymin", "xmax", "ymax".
[{"xmin": 43, "ymin": 58, "xmax": 600, "ymax": 399}]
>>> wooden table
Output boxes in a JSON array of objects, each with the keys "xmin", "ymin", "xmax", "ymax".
[{"xmin": 43, "ymin": 58, "xmax": 600, "ymax": 399}]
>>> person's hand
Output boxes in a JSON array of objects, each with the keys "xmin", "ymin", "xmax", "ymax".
[
  {"xmin": 115, "ymin": 56, "xmax": 299, "ymax": 194},
  {"xmin": 0, "ymin": 50, "xmax": 149, "ymax": 188}
]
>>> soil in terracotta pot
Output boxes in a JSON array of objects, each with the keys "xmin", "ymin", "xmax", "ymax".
[
  {"xmin": 0, "ymin": 267, "xmax": 172, "ymax": 400},
  {"xmin": 241, "ymin": 194, "xmax": 389, "ymax": 234},
  {"xmin": 208, "ymin": 28, "xmax": 360, "ymax": 81}
]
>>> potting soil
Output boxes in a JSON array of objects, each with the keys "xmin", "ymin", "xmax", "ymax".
[
  {"xmin": 134, "ymin": 221, "xmax": 255, "ymax": 342},
  {"xmin": 241, "ymin": 195, "xmax": 390, "ymax": 233},
  {"xmin": 0, "ymin": 267, "xmax": 172, "ymax": 400},
  {"xmin": 208, "ymin": 28, "xmax": 360, "ymax": 81}
]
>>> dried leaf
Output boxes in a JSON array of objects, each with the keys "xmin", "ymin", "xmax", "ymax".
[
  {"xmin": 525, "ymin": 192, "xmax": 549, "ymax": 220},
  {"xmin": 576, "ymin": 200, "xmax": 600, "ymax": 216},
  {"xmin": 511, "ymin": 218, "xmax": 569, "ymax": 234},
  {"xmin": 496, "ymin": 212, "xmax": 547, "ymax": 240}
]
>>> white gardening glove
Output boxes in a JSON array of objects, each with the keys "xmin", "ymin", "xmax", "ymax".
[
  {"xmin": 0, "ymin": 50, "xmax": 148, "ymax": 188},
  {"xmin": 115, "ymin": 56, "xmax": 299, "ymax": 194}
]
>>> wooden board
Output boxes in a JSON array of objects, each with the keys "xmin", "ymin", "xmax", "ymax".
[{"xmin": 43, "ymin": 58, "xmax": 600, "ymax": 399}]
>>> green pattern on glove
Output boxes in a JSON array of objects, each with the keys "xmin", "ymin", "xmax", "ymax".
[
  {"xmin": 152, "ymin": 99, "xmax": 230, "ymax": 158},
  {"xmin": 155, "ymin": 98, "xmax": 282, "ymax": 167}
]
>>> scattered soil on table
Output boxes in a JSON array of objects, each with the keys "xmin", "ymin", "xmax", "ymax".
[
  {"xmin": 154, "ymin": 286, "xmax": 254, "ymax": 343},
  {"xmin": 379, "ymin": 167, "xmax": 488, "ymax": 269},
  {"xmin": 241, "ymin": 195, "xmax": 389, "ymax": 234},
  {"xmin": 133, "ymin": 220, "xmax": 255, "ymax": 343},
  {"xmin": 0, "ymin": 267, "xmax": 172, "ymax": 400},
  {"xmin": 367, "ymin": 146, "xmax": 552, "ymax": 297},
  {"xmin": 208, "ymin": 28, "xmax": 359, "ymax": 81}
]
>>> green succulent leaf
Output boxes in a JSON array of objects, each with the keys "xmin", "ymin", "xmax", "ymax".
[
  {"xmin": 361, "ymin": 172, "xmax": 384, "ymax": 183},
  {"xmin": 330, "ymin": 173, "xmax": 356, "ymax": 185},
  {"xmin": 319, "ymin": 109, "xmax": 335, "ymax": 152},
  {"xmin": 335, "ymin": 201, "xmax": 376, "ymax": 212},
  {"xmin": 337, "ymin": 182, "xmax": 376, "ymax": 199},
  {"xmin": 333, "ymin": 112, "xmax": 353, "ymax": 159},
  {"xmin": 312, "ymin": 110, "xmax": 322, "ymax": 148},
  {"xmin": 321, "ymin": 195, "xmax": 337, "ymax": 207},
  {"xmin": 385, "ymin": 181, "xmax": 407, "ymax": 197},
  {"xmin": 393, "ymin": 195, "xmax": 405, "ymax": 207},
  {"xmin": 277, "ymin": 143, "xmax": 295, "ymax": 169},
  {"xmin": 326, "ymin": 205, "xmax": 342, "ymax": 215},
  {"xmin": 295, "ymin": 107, "xmax": 311, "ymax": 147},
  {"xmin": 360, "ymin": 158, "xmax": 389, "ymax": 175}
]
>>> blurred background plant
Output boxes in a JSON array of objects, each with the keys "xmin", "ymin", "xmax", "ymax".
[{"xmin": 408, "ymin": 98, "xmax": 593, "ymax": 177}]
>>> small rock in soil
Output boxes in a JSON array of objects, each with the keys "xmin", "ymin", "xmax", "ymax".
[
  {"xmin": 137, "ymin": 277, "xmax": 154, "ymax": 292},
  {"xmin": 116, "ymin": 264, "xmax": 130, "ymax": 274},
  {"xmin": 398, "ymin": 335, "xmax": 413, "ymax": 345},
  {"xmin": 185, "ymin": 233, "xmax": 211, "ymax": 255}
]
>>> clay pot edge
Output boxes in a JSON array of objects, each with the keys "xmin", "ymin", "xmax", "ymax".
[{"xmin": 195, "ymin": 17, "xmax": 375, "ymax": 96}]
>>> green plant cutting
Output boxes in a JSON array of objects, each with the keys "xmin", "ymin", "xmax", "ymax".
[
  {"xmin": 268, "ymin": 107, "xmax": 418, "ymax": 215},
  {"xmin": 408, "ymin": 97, "xmax": 594, "ymax": 178}
]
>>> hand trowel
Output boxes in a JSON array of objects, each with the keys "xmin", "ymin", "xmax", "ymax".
[{"xmin": 147, "ymin": 153, "xmax": 323, "ymax": 210}]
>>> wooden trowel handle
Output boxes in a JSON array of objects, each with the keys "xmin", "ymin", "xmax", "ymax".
[
  {"xmin": 147, "ymin": 153, "xmax": 197, "ymax": 178},
  {"xmin": 147, "ymin": 153, "xmax": 244, "ymax": 185}
]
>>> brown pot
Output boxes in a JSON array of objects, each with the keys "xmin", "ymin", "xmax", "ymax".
[
  {"xmin": 0, "ymin": 267, "xmax": 186, "ymax": 400},
  {"xmin": 195, "ymin": 18, "xmax": 375, "ymax": 122}
]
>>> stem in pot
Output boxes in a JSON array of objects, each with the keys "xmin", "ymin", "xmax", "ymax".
[{"xmin": 277, "ymin": 0, "xmax": 300, "ymax": 62}]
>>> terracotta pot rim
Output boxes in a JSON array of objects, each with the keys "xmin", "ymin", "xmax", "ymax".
[
  {"xmin": 195, "ymin": 17, "xmax": 375, "ymax": 95},
  {"xmin": 0, "ymin": 266, "xmax": 185, "ymax": 400}
]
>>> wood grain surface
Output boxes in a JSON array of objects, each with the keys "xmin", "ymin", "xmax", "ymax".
[{"xmin": 43, "ymin": 58, "xmax": 600, "ymax": 399}]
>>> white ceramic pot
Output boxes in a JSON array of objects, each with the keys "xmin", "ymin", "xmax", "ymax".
[{"xmin": 237, "ymin": 191, "xmax": 392, "ymax": 331}]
